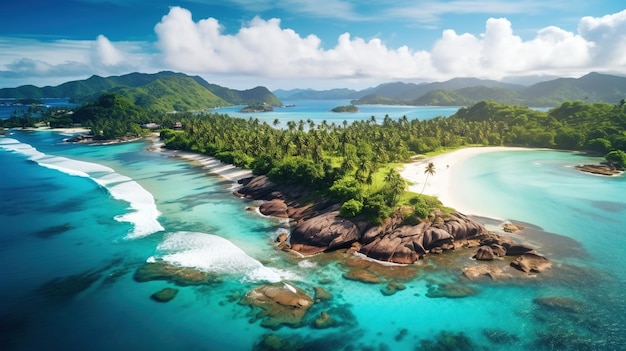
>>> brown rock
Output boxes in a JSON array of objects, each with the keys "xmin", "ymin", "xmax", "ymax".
[
  {"xmin": 313, "ymin": 286, "xmax": 332, "ymax": 301},
  {"xmin": 342, "ymin": 268, "xmax": 381, "ymax": 284},
  {"xmin": 260, "ymin": 199, "xmax": 289, "ymax": 218},
  {"xmin": 490, "ymin": 244, "xmax": 507, "ymax": 257},
  {"xmin": 381, "ymin": 281, "xmax": 406, "ymax": 296},
  {"xmin": 510, "ymin": 253, "xmax": 552, "ymax": 273},
  {"xmin": 312, "ymin": 311, "xmax": 337, "ymax": 329},
  {"xmin": 290, "ymin": 211, "xmax": 360, "ymax": 250},
  {"xmin": 503, "ymin": 223, "xmax": 524, "ymax": 233},
  {"xmin": 423, "ymin": 228, "xmax": 453, "ymax": 250},
  {"xmin": 473, "ymin": 246, "xmax": 496, "ymax": 261},
  {"xmin": 463, "ymin": 265, "xmax": 512, "ymax": 280},
  {"xmin": 234, "ymin": 175, "xmax": 279, "ymax": 199},
  {"xmin": 150, "ymin": 288, "xmax": 179, "ymax": 302},
  {"xmin": 133, "ymin": 262, "xmax": 220, "ymax": 286},
  {"xmin": 240, "ymin": 283, "xmax": 313, "ymax": 329}
]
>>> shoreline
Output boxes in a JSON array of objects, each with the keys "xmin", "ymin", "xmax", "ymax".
[
  {"xmin": 399, "ymin": 147, "xmax": 537, "ymax": 218},
  {"xmin": 148, "ymin": 136, "xmax": 252, "ymax": 183}
]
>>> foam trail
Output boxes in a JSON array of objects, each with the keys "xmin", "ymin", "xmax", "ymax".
[
  {"xmin": 0, "ymin": 138, "xmax": 164, "ymax": 238},
  {"xmin": 152, "ymin": 232, "xmax": 296, "ymax": 283}
]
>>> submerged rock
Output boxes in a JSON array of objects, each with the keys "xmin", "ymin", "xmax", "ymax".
[
  {"xmin": 342, "ymin": 268, "xmax": 381, "ymax": 284},
  {"xmin": 510, "ymin": 253, "xmax": 552, "ymax": 273},
  {"xmin": 313, "ymin": 286, "xmax": 332, "ymax": 302},
  {"xmin": 312, "ymin": 311, "xmax": 337, "ymax": 329},
  {"xmin": 462, "ymin": 264, "xmax": 512, "ymax": 280},
  {"xmin": 426, "ymin": 282, "xmax": 479, "ymax": 298},
  {"xmin": 240, "ymin": 283, "xmax": 313, "ymax": 329},
  {"xmin": 483, "ymin": 328, "xmax": 520, "ymax": 344},
  {"xmin": 151, "ymin": 287, "xmax": 179, "ymax": 302},
  {"xmin": 133, "ymin": 262, "xmax": 221, "ymax": 286},
  {"xmin": 381, "ymin": 281, "xmax": 406, "ymax": 296},
  {"xmin": 533, "ymin": 296, "xmax": 583, "ymax": 313},
  {"xmin": 37, "ymin": 270, "xmax": 102, "ymax": 302}
]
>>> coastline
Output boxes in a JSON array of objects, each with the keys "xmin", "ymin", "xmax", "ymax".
[
  {"xmin": 400, "ymin": 146, "xmax": 536, "ymax": 217},
  {"xmin": 148, "ymin": 136, "xmax": 252, "ymax": 182}
]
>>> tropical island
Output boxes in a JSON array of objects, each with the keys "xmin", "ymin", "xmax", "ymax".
[
  {"xmin": 2, "ymin": 72, "xmax": 626, "ymax": 266},
  {"xmin": 330, "ymin": 104, "xmax": 359, "ymax": 113}
]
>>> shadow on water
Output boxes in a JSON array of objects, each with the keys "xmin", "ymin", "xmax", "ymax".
[{"xmin": 32, "ymin": 223, "xmax": 72, "ymax": 239}]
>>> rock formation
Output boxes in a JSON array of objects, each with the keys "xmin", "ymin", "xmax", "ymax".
[
  {"xmin": 235, "ymin": 175, "xmax": 551, "ymax": 270},
  {"xmin": 240, "ymin": 283, "xmax": 313, "ymax": 329}
]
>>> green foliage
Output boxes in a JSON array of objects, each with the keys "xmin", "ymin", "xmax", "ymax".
[
  {"xmin": 331, "ymin": 105, "xmax": 358, "ymax": 112},
  {"xmin": 606, "ymin": 150, "xmax": 626, "ymax": 170},
  {"xmin": 339, "ymin": 199, "xmax": 363, "ymax": 218},
  {"xmin": 362, "ymin": 194, "xmax": 392, "ymax": 225},
  {"xmin": 112, "ymin": 76, "xmax": 229, "ymax": 112},
  {"xmin": 329, "ymin": 177, "xmax": 363, "ymax": 202}
]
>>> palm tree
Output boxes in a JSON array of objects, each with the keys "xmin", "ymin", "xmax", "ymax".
[{"xmin": 420, "ymin": 162, "xmax": 436, "ymax": 194}]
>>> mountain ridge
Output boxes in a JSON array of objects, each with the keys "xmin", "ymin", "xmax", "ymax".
[
  {"xmin": 275, "ymin": 72, "xmax": 626, "ymax": 106},
  {"xmin": 0, "ymin": 71, "xmax": 282, "ymax": 112}
]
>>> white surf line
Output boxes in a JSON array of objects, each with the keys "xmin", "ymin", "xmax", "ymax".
[
  {"xmin": 0, "ymin": 138, "xmax": 164, "ymax": 238},
  {"xmin": 151, "ymin": 231, "xmax": 299, "ymax": 283}
]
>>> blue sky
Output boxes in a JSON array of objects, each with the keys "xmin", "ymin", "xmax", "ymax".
[{"xmin": 1, "ymin": 0, "xmax": 625, "ymax": 89}]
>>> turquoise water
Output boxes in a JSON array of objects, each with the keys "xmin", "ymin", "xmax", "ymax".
[
  {"xmin": 214, "ymin": 99, "xmax": 460, "ymax": 125},
  {"xmin": 1, "ymin": 129, "xmax": 626, "ymax": 350}
]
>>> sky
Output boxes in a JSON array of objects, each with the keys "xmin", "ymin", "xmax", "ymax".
[{"xmin": 1, "ymin": 0, "xmax": 625, "ymax": 90}]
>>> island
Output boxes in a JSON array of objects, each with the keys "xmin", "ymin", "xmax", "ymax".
[
  {"xmin": 330, "ymin": 104, "xmax": 358, "ymax": 112},
  {"xmin": 240, "ymin": 103, "xmax": 274, "ymax": 112}
]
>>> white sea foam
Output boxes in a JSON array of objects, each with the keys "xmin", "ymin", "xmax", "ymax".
[
  {"xmin": 0, "ymin": 138, "xmax": 164, "ymax": 238},
  {"xmin": 153, "ymin": 231, "xmax": 293, "ymax": 283}
]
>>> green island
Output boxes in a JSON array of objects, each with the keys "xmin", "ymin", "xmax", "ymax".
[
  {"xmin": 2, "ymin": 69, "xmax": 625, "ymax": 265},
  {"xmin": 4, "ymin": 90, "xmax": 625, "ymax": 265},
  {"xmin": 331, "ymin": 104, "xmax": 359, "ymax": 113}
]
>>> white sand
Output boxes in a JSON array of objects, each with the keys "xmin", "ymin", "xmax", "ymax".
[
  {"xmin": 399, "ymin": 147, "xmax": 533, "ymax": 215},
  {"xmin": 149, "ymin": 137, "xmax": 252, "ymax": 182},
  {"xmin": 23, "ymin": 127, "xmax": 91, "ymax": 133}
]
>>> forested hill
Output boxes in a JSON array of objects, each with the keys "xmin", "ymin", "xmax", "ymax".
[
  {"xmin": 302, "ymin": 72, "xmax": 626, "ymax": 107},
  {"xmin": 0, "ymin": 71, "xmax": 282, "ymax": 112}
]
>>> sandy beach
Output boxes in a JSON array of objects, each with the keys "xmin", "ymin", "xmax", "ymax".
[
  {"xmin": 149, "ymin": 137, "xmax": 252, "ymax": 182},
  {"xmin": 399, "ymin": 147, "xmax": 533, "ymax": 215}
]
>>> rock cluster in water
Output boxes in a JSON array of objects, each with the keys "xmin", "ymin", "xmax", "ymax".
[
  {"xmin": 239, "ymin": 283, "xmax": 314, "ymax": 329},
  {"xmin": 235, "ymin": 175, "xmax": 551, "ymax": 273}
]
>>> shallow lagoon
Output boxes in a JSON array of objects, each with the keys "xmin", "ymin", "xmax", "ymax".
[{"xmin": 1, "ymin": 114, "xmax": 626, "ymax": 350}]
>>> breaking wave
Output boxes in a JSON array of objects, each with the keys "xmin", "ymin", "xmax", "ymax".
[
  {"xmin": 0, "ymin": 138, "xmax": 164, "ymax": 238},
  {"xmin": 151, "ymin": 231, "xmax": 295, "ymax": 283}
]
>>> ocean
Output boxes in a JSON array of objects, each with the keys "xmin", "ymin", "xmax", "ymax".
[{"xmin": 1, "ymin": 106, "xmax": 626, "ymax": 350}]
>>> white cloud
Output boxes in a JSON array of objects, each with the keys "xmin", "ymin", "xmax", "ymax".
[
  {"xmin": 94, "ymin": 35, "xmax": 125, "ymax": 66},
  {"xmin": 155, "ymin": 6, "xmax": 626, "ymax": 83},
  {"xmin": 0, "ymin": 36, "xmax": 156, "ymax": 86},
  {"xmin": 2, "ymin": 6, "xmax": 626, "ymax": 89}
]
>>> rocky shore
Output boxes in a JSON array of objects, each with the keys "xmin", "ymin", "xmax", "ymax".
[
  {"xmin": 575, "ymin": 163, "xmax": 623, "ymax": 176},
  {"xmin": 234, "ymin": 175, "xmax": 551, "ymax": 273}
]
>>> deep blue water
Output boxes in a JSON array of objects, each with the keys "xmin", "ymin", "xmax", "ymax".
[{"xmin": 2, "ymin": 123, "xmax": 626, "ymax": 350}]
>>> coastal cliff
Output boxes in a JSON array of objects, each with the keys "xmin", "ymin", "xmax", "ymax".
[{"xmin": 235, "ymin": 175, "xmax": 547, "ymax": 268}]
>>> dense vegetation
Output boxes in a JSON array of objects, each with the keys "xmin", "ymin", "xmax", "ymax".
[
  {"xmin": 3, "ymin": 94, "xmax": 625, "ymax": 222},
  {"xmin": 352, "ymin": 72, "xmax": 626, "ymax": 107},
  {"xmin": 331, "ymin": 105, "xmax": 358, "ymax": 112},
  {"xmin": 155, "ymin": 99, "xmax": 626, "ymax": 222},
  {"xmin": 0, "ymin": 71, "xmax": 282, "ymax": 110}
]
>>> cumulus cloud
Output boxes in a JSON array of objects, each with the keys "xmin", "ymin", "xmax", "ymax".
[
  {"xmin": 0, "ymin": 35, "xmax": 155, "ymax": 86},
  {"xmin": 2, "ymin": 6, "xmax": 626, "ymax": 88},
  {"xmin": 94, "ymin": 35, "xmax": 125, "ymax": 66},
  {"xmin": 155, "ymin": 6, "xmax": 626, "ymax": 83}
]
